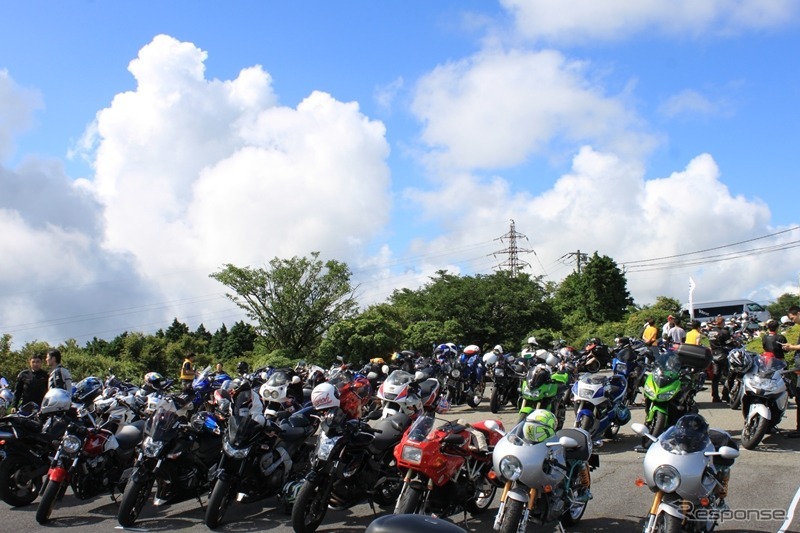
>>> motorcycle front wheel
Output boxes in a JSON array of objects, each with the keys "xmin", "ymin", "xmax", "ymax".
[
  {"xmin": 644, "ymin": 410, "xmax": 667, "ymax": 448},
  {"xmin": 394, "ymin": 483, "xmax": 423, "ymax": 514},
  {"xmin": 490, "ymin": 386, "xmax": 501, "ymax": 413},
  {"xmin": 291, "ymin": 478, "xmax": 329, "ymax": 533},
  {"xmin": 117, "ymin": 474, "xmax": 155, "ymax": 527},
  {"xmin": 205, "ymin": 478, "xmax": 235, "ymax": 529},
  {"xmin": 34, "ymin": 478, "xmax": 61, "ymax": 524},
  {"xmin": 741, "ymin": 413, "xmax": 770, "ymax": 450},
  {"xmin": 729, "ymin": 382, "xmax": 742, "ymax": 410},
  {"xmin": 497, "ymin": 498, "xmax": 525, "ymax": 533},
  {"xmin": 0, "ymin": 454, "xmax": 44, "ymax": 507}
]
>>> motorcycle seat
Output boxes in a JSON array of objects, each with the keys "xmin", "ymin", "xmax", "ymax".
[
  {"xmin": 366, "ymin": 513, "xmax": 467, "ymax": 533},
  {"xmin": 368, "ymin": 413, "xmax": 411, "ymax": 455},
  {"xmin": 555, "ymin": 428, "xmax": 592, "ymax": 462},
  {"xmin": 116, "ymin": 423, "xmax": 143, "ymax": 449},
  {"xmin": 418, "ymin": 379, "xmax": 439, "ymax": 399},
  {"xmin": 281, "ymin": 426, "xmax": 309, "ymax": 441}
]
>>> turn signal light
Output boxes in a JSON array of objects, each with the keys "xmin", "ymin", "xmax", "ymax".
[
  {"xmin": 487, "ymin": 470, "xmax": 497, "ymax": 480},
  {"xmin": 635, "ymin": 478, "xmax": 646, "ymax": 487},
  {"xmin": 699, "ymin": 497, "xmax": 710, "ymax": 507},
  {"xmin": 543, "ymin": 485, "xmax": 553, "ymax": 493}
]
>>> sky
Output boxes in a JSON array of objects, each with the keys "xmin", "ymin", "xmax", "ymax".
[{"xmin": 1, "ymin": 1, "xmax": 800, "ymax": 347}]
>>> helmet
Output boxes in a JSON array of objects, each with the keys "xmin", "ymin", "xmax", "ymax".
[
  {"xmin": 41, "ymin": 388, "xmax": 72, "ymax": 414},
  {"xmin": 526, "ymin": 365, "xmax": 550, "ymax": 390},
  {"xmin": 728, "ymin": 349, "xmax": 753, "ymax": 373},
  {"xmin": 526, "ymin": 337, "xmax": 538, "ymax": 346},
  {"xmin": 589, "ymin": 337, "xmax": 603, "ymax": 347},
  {"xmin": 672, "ymin": 414, "xmax": 710, "ymax": 452},
  {"xmin": 781, "ymin": 315, "xmax": 792, "ymax": 325},
  {"xmin": 279, "ymin": 479, "xmax": 306, "ymax": 513},
  {"xmin": 310, "ymin": 382, "xmax": 340, "ymax": 410},
  {"xmin": 370, "ymin": 357, "xmax": 385, "ymax": 365},
  {"xmin": 74, "ymin": 376, "xmax": 103, "ymax": 404},
  {"xmin": 493, "ymin": 344, "xmax": 504, "ymax": 353},
  {"xmin": 463, "ymin": 345, "xmax": 480, "ymax": 356},
  {"xmin": 482, "ymin": 352, "xmax": 498, "ymax": 366},
  {"xmin": 144, "ymin": 371, "xmax": 165, "ymax": 389},
  {"xmin": 435, "ymin": 395, "xmax": 451, "ymax": 414},
  {"xmin": 0, "ymin": 389, "xmax": 14, "ymax": 414},
  {"xmin": 523, "ymin": 409, "xmax": 556, "ymax": 443},
  {"xmin": 545, "ymin": 352, "xmax": 561, "ymax": 368},
  {"xmin": 236, "ymin": 361, "xmax": 250, "ymax": 375}
]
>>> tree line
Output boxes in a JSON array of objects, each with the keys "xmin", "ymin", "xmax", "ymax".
[{"xmin": 2, "ymin": 251, "xmax": 798, "ymax": 383}]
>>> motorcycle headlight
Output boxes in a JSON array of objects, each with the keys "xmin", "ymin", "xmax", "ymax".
[
  {"xmin": 654, "ymin": 465, "xmax": 680, "ymax": 492},
  {"xmin": 578, "ymin": 388, "xmax": 593, "ymax": 399},
  {"xmin": 222, "ymin": 440, "xmax": 251, "ymax": 459},
  {"xmin": 753, "ymin": 377, "xmax": 777, "ymax": 391},
  {"xmin": 450, "ymin": 368, "xmax": 461, "ymax": 378},
  {"xmin": 643, "ymin": 383, "xmax": 655, "ymax": 397},
  {"xmin": 401, "ymin": 445, "xmax": 422, "ymax": 465},
  {"xmin": 143, "ymin": 436, "xmax": 165, "ymax": 458},
  {"xmin": 61, "ymin": 435, "xmax": 82, "ymax": 455},
  {"xmin": 499, "ymin": 455, "xmax": 523, "ymax": 481},
  {"xmin": 657, "ymin": 391, "xmax": 677, "ymax": 400},
  {"xmin": 316, "ymin": 434, "xmax": 341, "ymax": 461},
  {"xmin": 494, "ymin": 368, "xmax": 505, "ymax": 377},
  {"xmin": 615, "ymin": 363, "xmax": 627, "ymax": 373}
]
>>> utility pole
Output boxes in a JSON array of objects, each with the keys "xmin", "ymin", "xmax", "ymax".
[
  {"xmin": 491, "ymin": 219, "xmax": 533, "ymax": 278},
  {"xmin": 559, "ymin": 249, "xmax": 589, "ymax": 273}
]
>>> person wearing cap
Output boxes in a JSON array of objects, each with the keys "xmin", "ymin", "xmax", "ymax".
[{"xmin": 662, "ymin": 315, "xmax": 676, "ymax": 339}]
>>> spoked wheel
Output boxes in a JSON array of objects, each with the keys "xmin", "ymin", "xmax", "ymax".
[
  {"xmin": 465, "ymin": 475, "xmax": 496, "ymax": 515},
  {"xmin": 497, "ymin": 497, "xmax": 525, "ymax": 533},
  {"xmin": 560, "ymin": 465, "xmax": 590, "ymax": 526}
]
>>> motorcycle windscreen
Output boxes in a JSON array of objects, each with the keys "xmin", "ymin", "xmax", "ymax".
[
  {"xmin": 659, "ymin": 425, "xmax": 710, "ymax": 454},
  {"xmin": 145, "ymin": 404, "xmax": 181, "ymax": 442},
  {"xmin": 405, "ymin": 414, "xmax": 437, "ymax": 442}
]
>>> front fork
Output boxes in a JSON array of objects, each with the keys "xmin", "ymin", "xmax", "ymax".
[
  {"xmin": 642, "ymin": 491, "xmax": 664, "ymax": 533},
  {"xmin": 493, "ymin": 480, "xmax": 536, "ymax": 532}
]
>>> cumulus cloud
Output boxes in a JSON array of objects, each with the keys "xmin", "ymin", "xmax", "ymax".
[
  {"xmin": 500, "ymin": 0, "xmax": 799, "ymax": 43},
  {"xmin": 411, "ymin": 48, "xmax": 657, "ymax": 172},
  {"xmin": 0, "ymin": 70, "xmax": 43, "ymax": 161}
]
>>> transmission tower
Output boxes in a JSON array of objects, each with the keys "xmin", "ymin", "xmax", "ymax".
[{"xmin": 491, "ymin": 219, "xmax": 533, "ymax": 277}]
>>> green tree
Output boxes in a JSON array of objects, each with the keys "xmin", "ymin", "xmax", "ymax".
[
  {"xmin": 210, "ymin": 252, "xmax": 358, "ymax": 354},
  {"xmin": 164, "ymin": 318, "xmax": 190, "ymax": 343},
  {"xmin": 318, "ymin": 304, "xmax": 405, "ymax": 365},
  {"xmin": 767, "ymin": 293, "xmax": 800, "ymax": 321}
]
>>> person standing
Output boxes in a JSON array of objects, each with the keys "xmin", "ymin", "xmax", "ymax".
[
  {"xmin": 668, "ymin": 318, "xmax": 687, "ymax": 345},
  {"xmin": 762, "ymin": 319, "xmax": 788, "ymax": 360},
  {"xmin": 780, "ymin": 306, "xmax": 800, "ymax": 437},
  {"xmin": 46, "ymin": 348, "xmax": 72, "ymax": 392},
  {"xmin": 685, "ymin": 320, "xmax": 703, "ymax": 345},
  {"xmin": 180, "ymin": 352, "xmax": 197, "ymax": 389},
  {"xmin": 643, "ymin": 318, "xmax": 658, "ymax": 346},
  {"xmin": 707, "ymin": 316, "xmax": 732, "ymax": 403},
  {"xmin": 13, "ymin": 353, "xmax": 49, "ymax": 408},
  {"xmin": 662, "ymin": 315, "xmax": 676, "ymax": 340}
]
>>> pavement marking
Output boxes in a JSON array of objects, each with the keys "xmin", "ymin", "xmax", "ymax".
[{"xmin": 777, "ymin": 482, "xmax": 800, "ymax": 533}]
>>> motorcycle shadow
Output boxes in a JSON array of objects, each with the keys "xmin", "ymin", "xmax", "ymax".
[{"xmin": 591, "ymin": 432, "xmax": 642, "ymax": 455}]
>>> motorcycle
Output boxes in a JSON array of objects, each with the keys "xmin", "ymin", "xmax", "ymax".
[
  {"xmin": 491, "ymin": 410, "xmax": 599, "ymax": 532},
  {"xmin": 726, "ymin": 346, "xmax": 755, "ymax": 411},
  {"xmin": 116, "ymin": 394, "xmax": 223, "ymax": 527},
  {"xmin": 572, "ymin": 372, "xmax": 631, "ymax": 440},
  {"xmin": 393, "ymin": 412, "xmax": 504, "ymax": 519},
  {"xmin": 612, "ymin": 337, "xmax": 650, "ymax": 405},
  {"xmin": 376, "ymin": 369, "xmax": 440, "ymax": 419},
  {"xmin": 290, "ymin": 381, "xmax": 412, "ymax": 533},
  {"xmin": 633, "ymin": 415, "xmax": 739, "ymax": 533},
  {"xmin": 35, "ymin": 418, "xmax": 143, "ymax": 523},
  {"xmin": 641, "ymin": 346, "xmax": 708, "ymax": 444},
  {"xmin": 489, "ymin": 354, "xmax": 524, "ymax": 414},
  {"xmin": 740, "ymin": 354, "xmax": 791, "ymax": 450},
  {"xmin": 517, "ymin": 353, "xmax": 570, "ymax": 428},
  {"xmin": 204, "ymin": 378, "xmax": 318, "ymax": 528}
]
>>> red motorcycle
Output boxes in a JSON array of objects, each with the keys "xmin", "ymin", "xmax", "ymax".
[{"xmin": 393, "ymin": 412, "xmax": 504, "ymax": 518}]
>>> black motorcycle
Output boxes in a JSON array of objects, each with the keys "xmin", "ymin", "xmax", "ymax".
[
  {"xmin": 489, "ymin": 354, "xmax": 524, "ymax": 413},
  {"xmin": 204, "ymin": 381, "xmax": 317, "ymax": 528},
  {"xmin": 0, "ymin": 403, "xmax": 70, "ymax": 507},
  {"xmin": 117, "ymin": 394, "xmax": 223, "ymax": 527},
  {"xmin": 291, "ymin": 408, "xmax": 411, "ymax": 533}
]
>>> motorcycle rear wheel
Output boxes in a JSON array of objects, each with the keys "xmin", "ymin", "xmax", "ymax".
[
  {"xmin": 205, "ymin": 478, "xmax": 235, "ymax": 529},
  {"xmin": 560, "ymin": 466, "xmax": 590, "ymax": 526},
  {"xmin": 34, "ymin": 478, "xmax": 60, "ymax": 524},
  {"xmin": 497, "ymin": 498, "xmax": 525, "ymax": 533},
  {"xmin": 465, "ymin": 475, "xmax": 496, "ymax": 515},
  {"xmin": 0, "ymin": 454, "xmax": 44, "ymax": 507},
  {"xmin": 741, "ymin": 413, "xmax": 770, "ymax": 450},
  {"xmin": 291, "ymin": 478, "xmax": 329, "ymax": 533}
]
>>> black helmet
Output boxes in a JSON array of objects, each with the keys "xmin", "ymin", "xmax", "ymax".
[
  {"xmin": 526, "ymin": 365, "xmax": 550, "ymax": 390},
  {"xmin": 74, "ymin": 376, "xmax": 103, "ymax": 404},
  {"xmin": 236, "ymin": 361, "xmax": 250, "ymax": 375}
]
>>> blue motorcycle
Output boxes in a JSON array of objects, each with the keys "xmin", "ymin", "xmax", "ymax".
[
  {"xmin": 572, "ymin": 372, "xmax": 631, "ymax": 440},
  {"xmin": 611, "ymin": 337, "xmax": 650, "ymax": 405}
]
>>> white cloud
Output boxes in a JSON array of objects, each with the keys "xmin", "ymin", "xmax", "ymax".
[
  {"xmin": 411, "ymin": 48, "xmax": 657, "ymax": 172},
  {"xmin": 658, "ymin": 89, "xmax": 733, "ymax": 119},
  {"xmin": 500, "ymin": 0, "xmax": 799, "ymax": 43}
]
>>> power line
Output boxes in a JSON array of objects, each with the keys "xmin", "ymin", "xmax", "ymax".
[{"xmin": 491, "ymin": 219, "xmax": 533, "ymax": 277}]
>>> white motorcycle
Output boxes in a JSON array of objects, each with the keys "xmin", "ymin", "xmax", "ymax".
[
  {"xmin": 376, "ymin": 369, "xmax": 439, "ymax": 419},
  {"xmin": 633, "ymin": 415, "xmax": 739, "ymax": 533},
  {"xmin": 491, "ymin": 410, "xmax": 598, "ymax": 532},
  {"xmin": 740, "ymin": 354, "xmax": 791, "ymax": 450}
]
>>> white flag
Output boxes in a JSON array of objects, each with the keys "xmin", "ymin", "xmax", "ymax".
[{"xmin": 688, "ymin": 277, "xmax": 696, "ymax": 319}]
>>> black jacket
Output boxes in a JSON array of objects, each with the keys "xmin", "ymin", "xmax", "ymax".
[{"xmin": 13, "ymin": 368, "xmax": 48, "ymax": 407}]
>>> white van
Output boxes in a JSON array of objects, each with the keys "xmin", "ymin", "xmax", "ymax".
[{"xmin": 680, "ymin": 299, "xmax": 771, "ymax": 324}]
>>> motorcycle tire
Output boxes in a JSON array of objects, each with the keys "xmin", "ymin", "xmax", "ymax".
[
  {"xmin": 117, "ymin": 474, "xmax": 154, "ymax": 527},
  {"xmin": 658, "ymin": 511, "xmax": 683, "ymax": 533},
  {"xmin": 497, "ymin": 497, "xmax": 525, "ymax": 533},
  {"xmin": 560, "ymin": 465, "xmax": 590, "ymax": 526},
  {"xmin": 585, "ymin": 360, "xmax": 601, "ymax": 374},
  {"xmin": 644, "ymin": 411, "xmax": 667, "ymax": 449},
  {"xmin": 464, "ymin": 475, "xmax": 496, "ymax": 515},
  {"xmin": 604, "ymin": 421, "xmax": 620, "ymax": 439},
  {"xmin": 291, "ymin": 478, "xmax": 329, "ymax": 533},
  {"xmin": 394, "ymin": 484, "xmax": 423, "ymax": 514},
  {"xmin": 577, "ymin": 415, "xmax": 594, "ymax": 433},
  {"xmin": 205, "ymin": 478, "xmax": 235, "ymax": 529},
  {"xmin": 741, "ymin": 413, "xmax": 770, "ymax": 450},
  {"xmin": 35, "ymin": 478, "xmax": 60, "ymax": 524},
  {"xmin": 490, "ymin": 386, "xmax": 501, "ymax": 414},
  {"xmin": 729, "ymin": 382, "xmax": 742, "ymax": 410},
  {"xmin": 0, "ymin": 454, "xmax": 44, "ymax": 507},
  {"xmin": 374, "ymin": 454, "xmax": 404, "ymax": 506}
]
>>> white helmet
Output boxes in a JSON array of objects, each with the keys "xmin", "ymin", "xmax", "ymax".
[
  {"xmin": 493, "ymin": 344, "xmax": 504, "ymax": 354},
  {"xmin": 545, "ymin": 352, "xmax": 561, "ymax": 368},
  {"xmin": 310, "ymin": 382, "xmax": 340, "ymax": 410},
  {"xmin": 41, "ymin": 388, "xmax": 72, "ymax": 414},
  {"xmin": 527, "ymin": 337, "xmax": 538, "ymax": 346},
  {"xmin": 781, "ymin": 315, "xmax": 792, "ymax": 325},
  {"xmin": 463, "ymin": 345, "xmax": 481, "ymax": 356},
  {"xmin": 482, "ymin": 352, "xmax": 498, "ymax": 366}
]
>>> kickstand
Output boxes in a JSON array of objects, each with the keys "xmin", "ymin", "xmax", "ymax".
[
  {"xmin": 109, "ymin": 492, "xmax": 119, "ymax": 505},
  {"xmin": 368, "ymin": 500, "xmax": 377, "ymax": 515},
  {"xmin": 556, "ymin": 521, "xmax": 566, "ymax": 533},
  {"xmin": 462, "ymin": 508, "xmax": 469, "ymax": 528},
  {"xmin": 196, "ymin": 491, "xmax": 206, "ymax": 511}
]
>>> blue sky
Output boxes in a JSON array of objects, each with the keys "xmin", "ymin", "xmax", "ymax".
[{"xmin": 1, "ymin": 1, "xmax": 799, "ymax": 346}]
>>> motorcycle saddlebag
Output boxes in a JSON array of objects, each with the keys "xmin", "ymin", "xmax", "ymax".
[
  {"xmin": 676, "ymin": 344, "xmax": 712, "ymax": 369},
  {"xmin": 366, "ymin": 513, "xmax": 467, "ymax": 533}
]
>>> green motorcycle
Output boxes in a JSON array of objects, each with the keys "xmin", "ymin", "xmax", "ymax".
[
  {"xmin": 518, "ymin": 356, "xmax": 571, "ymax": 429},
  {"xmin": 641, "ymin": 349, "xmax": 706, "ymax": 444}
]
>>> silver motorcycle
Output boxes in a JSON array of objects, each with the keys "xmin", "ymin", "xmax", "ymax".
[
  {"xmin": 633, "ymin": 416, "xmax": 739, "ymax": 533},
  {"xmin": 740, "ymin": 354, "xmax": 791, "ymax": 449},
  {"xmin": 491, "ymin": 415, "xmax": 598, "ymax": 532}
]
